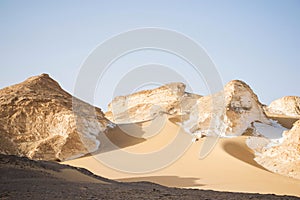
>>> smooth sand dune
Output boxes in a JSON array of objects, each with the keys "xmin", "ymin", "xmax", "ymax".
[{"xmin": 64, "ymin": 118, "xmax": 300, "ymax": 197}]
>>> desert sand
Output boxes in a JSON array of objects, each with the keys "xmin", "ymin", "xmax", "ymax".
[
  {"xmin": 4, "ymin": 154, "xmax": 298, "ymax": 200},
  {"xmin": 64, "ymin": 117, "xmax": 300, "ymax": 197},
  {"xmin": 2, "ymin": 74, "xmax": 299, "ymax": 199}
]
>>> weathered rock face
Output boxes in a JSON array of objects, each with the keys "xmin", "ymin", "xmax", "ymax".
[
  {"xmin": 105, "ymin": 83, "xmax": 201, "ymax": 123},
  {"xmin": 266, "ymin": 96, "xmax": 300, "ymax": 117},
  {"xmin": 0, "ymin": 74, "xmax": 113, "ymax": 161},
  {"xmin": 253, "ymin": 120, "xmax": 300, "ymax": 180},
  {"xmin": 182, "ymin": 80, "xmax": 270, "ymax": 137},
  {"xmin": 106, "ymin": 80, "xmax": 270, "ymax": 137}
]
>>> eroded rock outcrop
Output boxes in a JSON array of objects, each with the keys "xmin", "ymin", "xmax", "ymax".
[
  {"xmin": 253, "ymin": 120, "xmax": 300, "ymax": 180},
  {"xmin": 105, "ymin": 83, "xmax": 201, "ymax": 123},
  {"xmin": 106, "ymin": 80, "xmax": 270, "ymax": 137},
  {"xmin": 0, "ymin": 74, "xmax": 113, "ymax": 161},
  {"xmin": 182, "ymin": 80, "xmax": 270, "ymax": 137},
  {"xmin": 266, "ymin": 96, "xmax": 300, "ymax": 117}
]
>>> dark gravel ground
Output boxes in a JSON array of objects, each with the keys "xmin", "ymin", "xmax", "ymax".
[{"xmin": 1, "ymin": 154, "xmax": 299, "ymax": 200}]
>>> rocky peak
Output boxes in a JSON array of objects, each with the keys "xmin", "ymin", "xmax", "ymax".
[
  {"xmin": 25, "ymin": 73, "xmax": 55, "ymax": 83},
  {"xmin": 0, "ymin": 74, "xmax": 113, "ymax": 161},
  {"xmin": 224, "ymin": 80, "xmax": 264, "ymax": 111},
  {"xmin": 179, "ymin": 80, "xmax": 270, "ymax": 137},
  {"xmin": 4, "ymin": 73, "xmax": 64, "ymax": 93}
]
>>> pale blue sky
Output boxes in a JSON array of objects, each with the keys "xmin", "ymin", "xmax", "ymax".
[{"xmin": 0, "ymin": 0, "xmax": 299, "ymax": 109}]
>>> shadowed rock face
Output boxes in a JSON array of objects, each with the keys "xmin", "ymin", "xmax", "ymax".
[
  {"xmin": 266, "ymin": 96, "xmax": 300, "ymax": 117},
  {"xmin": 254, "ymin": 120, "xmax": 300, "ymax": 180},
  {"xmin": 0, "ymin": 74, "xmax": 113, "ymax": 161}
]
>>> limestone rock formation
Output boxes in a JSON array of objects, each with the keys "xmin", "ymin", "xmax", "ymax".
[
  {"xmin": 0, "ymin": 74, "xmax": 113, "ymax": 161},
  {"xmin": 266, "ymin": 96, "xmax": 300, "ymax": 117},
  {"xmin": 106, "ymin": 80, "xmax": 270, "ymax": 137},
  {"xmin": 182, "ymin": 80, "xmax": 270, "ymax": 137},
  {"xmin": 105, "ymin": 83, "xmax": 201, "ymax": 123},
  {"xmin": 253, "ymin": 120, "xmax": 300, "ymax": 180}
]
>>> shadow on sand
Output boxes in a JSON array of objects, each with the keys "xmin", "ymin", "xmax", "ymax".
[
  {"xmin": 117, "ymin": 175, "xmax": 205, "ymax": 188},
  {"xmin": 222, "ymin": 140, "xmax": 267, "ymax": 171},
  {"xmin": 91, "ymin": 114, "xmax": 171, "ymax": 154},
  {"xmin": 267, "ymin": 115, "xmax": 298, "ymax": 129},
  {"xmin": 92, "ymin": 123, "xmax": 147, "ymax": 154}
]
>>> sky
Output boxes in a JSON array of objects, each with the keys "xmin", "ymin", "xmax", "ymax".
[{"xmin": 0, "ymin": 0, "xmax": 299, "ymax": 110}]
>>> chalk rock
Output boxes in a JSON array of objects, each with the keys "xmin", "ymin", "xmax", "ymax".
[
  {"xmin": 266, "ymin": 96, "xmax": 300, "ymax": 117},
  {"xmin": 181, "ymin": 80, "xmax": 270, "ymax": 137},
  {"xmin": 254, "ymin": 120, "xmax": 300, "ymax": 180}
]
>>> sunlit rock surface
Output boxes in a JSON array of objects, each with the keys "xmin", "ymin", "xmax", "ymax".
[
  {"xmin": 0, "ymin": 74, "xmax": 113, "ymax": 161},
  {"xmin": 106, "ymin": 83, "xmax": 200, "ymax": 123},
  {"xmin": 253, "ymin": 120, "xmax": 300, "ymax": 180},
  {"xmin": 106, "ymin": 80, "xmax": 270, "ymax": 137},
  {"xmin": 266, "ymin": 96, "xmax": 300, "ymax": 117}
]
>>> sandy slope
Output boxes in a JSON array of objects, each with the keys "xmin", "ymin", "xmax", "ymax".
[
  {"xmin": 64, "ymin": 119, "xmax": 300, "ymax": 197},
  {"xmin": 3, "ymin": 155, "xmax": 298, "ymax": 200}
]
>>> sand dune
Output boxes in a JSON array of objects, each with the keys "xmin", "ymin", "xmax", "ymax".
[
  {"xmin": 3, "ymin": 155, "xmax": 297, "ymax": 200},
  {"xmin": 64, "ymin": 119, "xmax": 300, "ymax": 197}
]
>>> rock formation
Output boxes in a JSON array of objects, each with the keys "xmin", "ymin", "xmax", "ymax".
[
  {"xmin": 181, "ymin": 80, "xmax": 270, "ymax": 137},
  {"xmin": 266, "ymin": 96, "xmax": 300, "ymax": 117},
  {"xmin": 105, "ymin": 83, "xmax": 201, "ymax": 123},
  {"xmin": 253, "ymin": 120, "xmax": 300, "ymax": 180},
  {"xmin": 0, "ymin": 74, "xmax": 113, "ymax": 161},
  {"xmin": 106, "ymin": 80, "xmax": 270, "ymax": 137}
]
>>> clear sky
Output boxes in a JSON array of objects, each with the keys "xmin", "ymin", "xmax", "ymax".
[{"xmin": 0, "ymin": 0, "xmax": 299, "ymax": 110}]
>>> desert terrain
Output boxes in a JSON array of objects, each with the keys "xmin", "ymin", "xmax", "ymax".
[
  {"xmin": 64, "ymin": 118, "xmax": 300, "ymax": 197},
  {"xmin": 1, "ymin": 154, "xmax": 299, "ymax": 200},
  {"xmin": 1, "ymin": 74, "xmax": 300, "ymax": 199}
]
